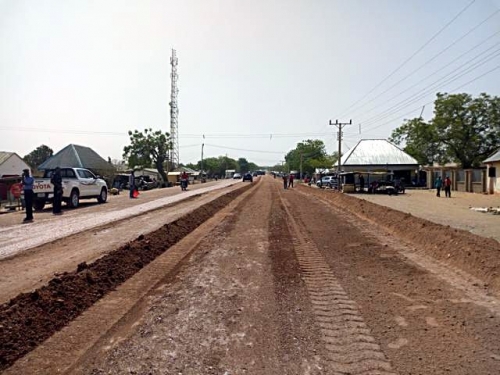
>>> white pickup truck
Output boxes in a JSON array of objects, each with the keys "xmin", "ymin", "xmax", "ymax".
[{"xmin": 32, "ymin": 167, "xmax": 108, "ymax": 210}]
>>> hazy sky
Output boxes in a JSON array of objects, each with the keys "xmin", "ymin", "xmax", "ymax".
[{"xmin": 1, "ymin": 0, "xmax": 499, "ymax": 166}]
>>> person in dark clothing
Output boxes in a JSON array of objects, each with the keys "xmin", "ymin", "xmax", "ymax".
[
  {"xmin": 444, "ymin": 176, "xmax": 452, "ymax": 198},
  {"xmin": 359, "ymin": 174, "xmax": 365, "ymax": 192},
  {"xmin": 282, "ymin": 174, "xmax": 288, "ymax": 189},
  {"xmin": 435, "ymin": 176, "xmax": 443, "ymax": 197},
  {"xmin": 51, "ymin": 167, "xmax": 63, "ymax": 214},
  {"xmin": 22, "ymin": 169, "xmax": 34, "ymax": 223},
  {"xmin": 129, "ymin": 170, "xmax": 136, "ymax": 198},
  {"xmin": 288, "ymin": 173, "xmax": 294, "ymax": 188}
]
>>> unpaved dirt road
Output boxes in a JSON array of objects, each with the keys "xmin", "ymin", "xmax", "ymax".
[{"xmin": 2, "ymin": 176, "xmax": 500, "ymax": 374}]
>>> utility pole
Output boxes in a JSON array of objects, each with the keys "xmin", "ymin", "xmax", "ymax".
[
  {"xmin": 299, "ymin": 151, "xmax": 303, "ymax": 181},
  {"xmin": 200, "ymin": 142, "xmax": 204, "ymax": 176},
  {"xmin": 329, "ymin": 119, "xmax": 352, "ymax": 175}
]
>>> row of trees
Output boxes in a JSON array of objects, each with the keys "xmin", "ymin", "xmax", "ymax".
[
  {"xmin": 184, "ymin": 156, "xmax": 260, "ymax": 177},
  {"xmin": 122, "ymin": 129, "xmax": 262, "ymax": 178},
  {"xmin": 390, "ymin": 93, "xmax": 500, "ymax": 168},
  {"xmin": 270, "ymin": 139, "xmax": 339, "ymax": 175}
]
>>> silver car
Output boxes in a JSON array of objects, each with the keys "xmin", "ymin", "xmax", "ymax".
[{"xmin": 316, "ymin": 176, "xmax": 337, "ymax": 188}]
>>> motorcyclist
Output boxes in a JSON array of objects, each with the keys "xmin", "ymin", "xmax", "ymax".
[{"xmin": 180, "ymin": 171, "xmax": 189, "ymax": 190}]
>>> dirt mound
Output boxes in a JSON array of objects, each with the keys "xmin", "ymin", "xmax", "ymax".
[
  {"xmin": 0, "ymin": 185, "xmax": 252, "ymax": 371},
  {"xmin": 299, "ymin": 186, "xmax": 500, "ymax": 295}
]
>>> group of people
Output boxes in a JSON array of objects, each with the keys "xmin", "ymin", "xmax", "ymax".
[
  {"xmin": 21, "ymin": 167, "xmax": 63, "ymax": 223},
  {"xmin": 282, "ymin": 173, "xmax": 295, "ymax": 189},
  {"xmin": 434, "ymin": 176, "xmax": 452, "ymax": 197}
]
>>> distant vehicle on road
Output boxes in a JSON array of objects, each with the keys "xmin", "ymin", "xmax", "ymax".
[
  {"xmin": 242, "ymin": 173, "xmax": 253, "ymax": 182},
  {"xmin": 233, "ymin": 173, "xmax": 242, "ymax": 179},
  {"xmin": 33, "ymin": 167, "xmax": 108, "ymax": 210}
]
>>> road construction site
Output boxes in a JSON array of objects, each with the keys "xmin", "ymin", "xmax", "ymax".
[{"xmin": 1, "ymin": 176, "xmax": 500, "ymax": 374}]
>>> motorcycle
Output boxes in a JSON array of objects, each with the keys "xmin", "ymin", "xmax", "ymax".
[{"xmin": 180, "ymin": 179, "xmax": 188, "ymax": 191}]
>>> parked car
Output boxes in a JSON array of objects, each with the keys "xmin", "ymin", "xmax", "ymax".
[
  {"xmin": 316, "ymin": 176, "xmax": 337, "ymax": 189},
  {"xmin": 33, "ymin": 167, "xmax": 108, "ymax": 210},
  {"xmin": 233, "ymin": 173, "xmax": 242, "ymax": 179},
  {"xmin": 243, "ymin": 173, "xmax": 253, "ymax": 182}
]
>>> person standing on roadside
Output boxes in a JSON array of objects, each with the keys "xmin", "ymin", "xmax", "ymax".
[
  {"xmin": 51, "ymin": 167, "xmax": 63, "ymax": 214},
  {"xmin": 282, "ymin": 174, "xmax": 288, "ymax": 189},
  {"xmin": 289, "ymin": 173, "xmax": 294, "ymax": 188},
  {"xmin": 129, "ymin": 170, "xmax": 136, "ymax": 199},
  {"xmin": 444, "ymin": 176, "xmax": 452, "ymax": 198},
  {"xmin": 435, "ymin": 176, "xmax": 442, "ymax": 197},
  {"xmin": 21, "ymin": 169, "xmax": 34, "ymax": 223}
]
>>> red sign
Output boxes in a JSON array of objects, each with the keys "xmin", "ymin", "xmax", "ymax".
[{"xmin": 10, "ymin": 183, "xmax": 22, "ymax": 199}]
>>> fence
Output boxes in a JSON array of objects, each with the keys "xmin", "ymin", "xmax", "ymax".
[{"xmin": 425, "ymin": 167, "xmax": 487, "ymax": 193}]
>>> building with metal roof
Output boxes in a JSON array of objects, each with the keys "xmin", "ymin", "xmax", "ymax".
[
  {"xmin": 483, "ymin": 148, "xmax": 500, "ymax": 194},
  {"xmin": 0, "ymin": 152, "xmax": 31, "ymax": 178},
  {"xmin": 38, "ymin": 144, "xmax": 115, "ymax": 174},
  {"xmin": 338, "ymin": 139, "xmax": 418, "ymax": 171}
]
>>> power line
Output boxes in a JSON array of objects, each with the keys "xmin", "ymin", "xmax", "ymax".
[
  {"xmin": 361, "ymin": 64, "xmax": 500, "ymax": 134},
  {"xmin": 351, "ymin": 25, "xmax": 500, "ymax": 121},
  {"xmin": 204, "ymin": 143, "xmax": 286, "ymax": 154},
  {"xmin": 0, "ymin": 127, "xmax": 334, "ymax": 139},
  {"xmin": 333, "ymin": 0, "xmax": 477, "ymax": 119},
  {"xmin": 359, "ymin": 49, "xmax": 500, "ymax": 128}
]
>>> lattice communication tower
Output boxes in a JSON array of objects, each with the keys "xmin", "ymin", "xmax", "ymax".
[{"xmin": 169, "ymin": 49, "xmax": 179, "ymax": 168}]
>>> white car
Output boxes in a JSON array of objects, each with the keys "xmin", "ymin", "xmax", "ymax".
[
  {"xmin": 233, "ymin": 173, "xmax": 242, "ymax": 179},
  {"xmin": 32, "ymin": 167, "xmax": 108, "ymax": 210}
]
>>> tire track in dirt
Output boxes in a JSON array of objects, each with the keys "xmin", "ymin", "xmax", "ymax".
[{"xmin": 276, "ymin": 186, "xmax": 397, "ymax": 375}]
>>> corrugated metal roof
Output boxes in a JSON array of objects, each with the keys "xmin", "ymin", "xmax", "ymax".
[
  {"xmin": 38, "ymin": 144, "xmax": 115, "ymax": 171},
  {"xmin": 483, "ymin": 148, "xmax": 500, "ymax": 163},
  {"xmin": 339, "ymin": 139, "xmax": 418, "ymax": 166},
  {"xmin": 0, "ymin": 152, "xmax": 14, "ymax": 165}
]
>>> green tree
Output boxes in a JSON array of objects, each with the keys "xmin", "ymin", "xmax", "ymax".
[
  {"xmin": 24, "ymin": 144, "xmax": 53, "ymax": 169},
  {"xmin": 248, "ymin": 162, "xmax": 259, "ymax": 172},
  {"xmin": 123, "ymin": 128, "xmax": 171, "ymax": 183},
  {"xmin": 390, "ymin": 93, "xmax": 500, "ymax": 168},
  {"xmin": 237, "ymin": 157, "xmax": 249, "ymax": 173},
  {"xmin": 390, "ymin": 118, "xmax": 445, "ymax": 166},
  {"xmin": 284, "ymin": 139, "xmax": 330, "ymax": 174}
]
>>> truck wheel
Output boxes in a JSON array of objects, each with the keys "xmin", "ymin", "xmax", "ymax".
[
  {"xmin": 97, "ymin": 188, "xmax": 107, "ymax": 203},
  {"xmin": 68, "ymin": 189, "xmax": 79, "ymax": 208},
  {"xmin": 34, "ymin": 200, "xmax": 45, "ymax": 211}
]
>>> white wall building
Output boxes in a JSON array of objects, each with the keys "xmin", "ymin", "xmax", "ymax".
[
  {"xmin": 0, "ymin": 152, "xmax": 31, "ymax": 178},
  {"xmin": 483, "ymin": 149, "xmax": 500, "ymax": 195}
]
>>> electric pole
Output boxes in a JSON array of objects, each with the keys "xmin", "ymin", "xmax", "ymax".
[
  {"xmin": 200, "ymin": 143, "xmax": 204, "ymax": 176},
  {"xmin": 329, "ymin": 119, "xmax": 352, "ymax": 176},
  {"xmin": 299, "ymin": 151, "xmax": 303, "ymax": 181}
]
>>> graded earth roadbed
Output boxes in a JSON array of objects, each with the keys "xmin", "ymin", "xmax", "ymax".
[
  {"xmin": 298, "ymin": 185, "xmax": 500, "ymax": 297},
  {"xmin": 0, "ymin": 181, "xmax": 256, "ymax": 372}
]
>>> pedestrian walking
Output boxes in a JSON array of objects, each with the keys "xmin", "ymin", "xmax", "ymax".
[
  {"xmin": 129, "ymin": 170, "xmax": 136, "ymax": 198},
  {"xmin": 444, "ymin": 176, "xmax": 452, "ymax": 198},
  {"xmin": 282, "ymin": 174, "xmax": 288, "ymax": 189},
  {"xmin": 289, "ymin": 173, "xmax": 294, "ymax": 188},
  {"xmin": 435, "ymin": 176, "xmax": 442, "ymax": 197},
  {"xmin": 21, "ymin": 169, "xmax": 34, "ymax": 223},
  {"xmin": 51, "ymin": 167, "xmax": 63, "ymax": 214}
]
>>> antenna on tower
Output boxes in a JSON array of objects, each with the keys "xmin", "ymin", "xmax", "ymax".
[{"xmin": 169, "ymin": 49, "xmax": 179, "ymax": 169}]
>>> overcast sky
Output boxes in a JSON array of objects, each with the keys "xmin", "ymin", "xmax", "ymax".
[{"xmin": 1, "ymin": 0, "xmax": 499, "ymax": 166}]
